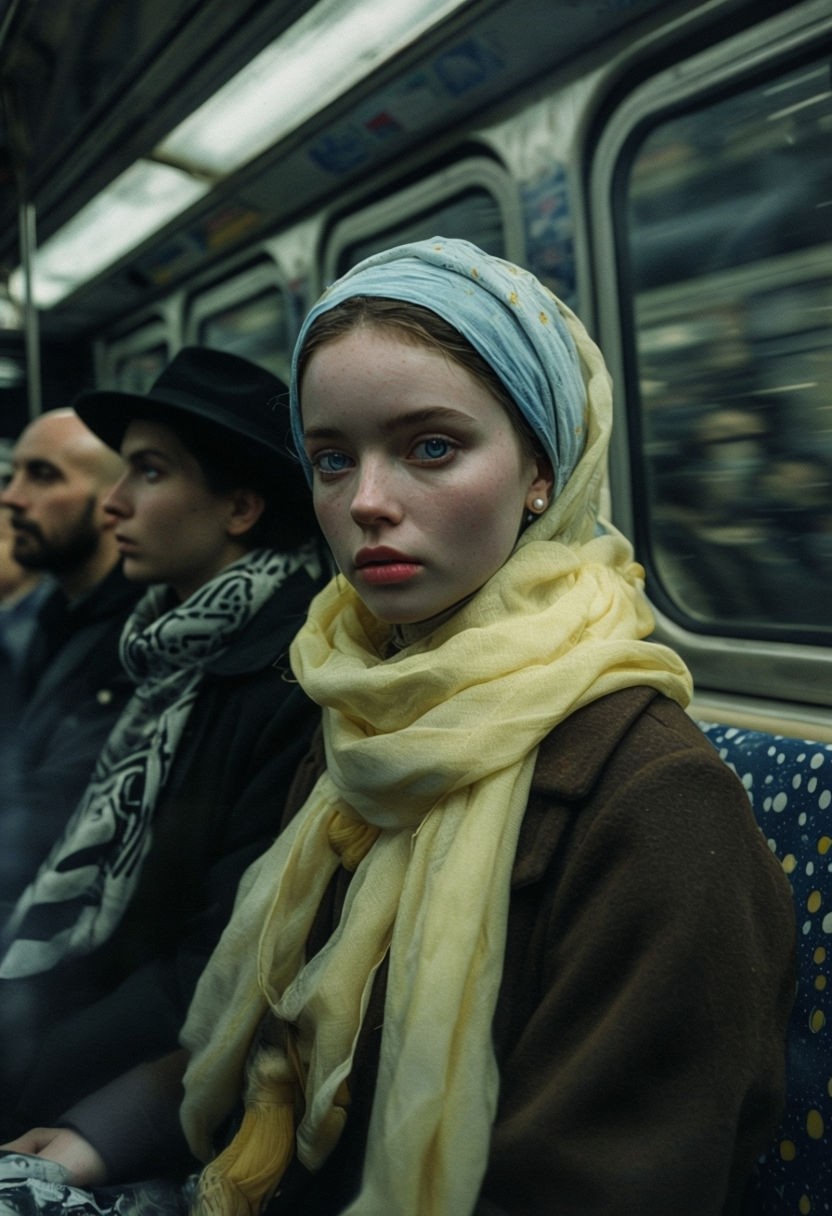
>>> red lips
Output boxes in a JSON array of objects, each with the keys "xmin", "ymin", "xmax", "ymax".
[{"xmin": 354, "ymin": 546, "xmax": 422, "ymax": 586}]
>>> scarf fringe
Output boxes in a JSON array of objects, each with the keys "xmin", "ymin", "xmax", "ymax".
[{"xmin": 191, "ymin": 1046, "xmax": 297, "ymax": 1216}]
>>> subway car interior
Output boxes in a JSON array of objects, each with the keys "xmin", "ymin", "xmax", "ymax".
[{"xmin": 0, "ymin": 0, "xmax": 831, "ymax": 1210}]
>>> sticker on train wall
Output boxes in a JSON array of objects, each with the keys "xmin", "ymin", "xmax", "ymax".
[
  {"xmin": 522, "ymin": 164, "xmax": 576, "ymax": 306},
  {"xmin": 309, "ymin": 126, "xmax": 373, "ymax": 174},
  {"xmin": 309, "ymin": 70, "xmax": 451, "ymax": 172},
  {"xmin": 433, "ymin": 37, "xmax": 505, "ymax": 97},
  {"xmin": 355, "ymin": 71, "xmax": 456, "ymax": 137},
  {"xmin": 132, "ymin": 204, "xmax": 264, "ymax": 285},
  {"xmin": 308, "ymin": 37, "xmax": 506, "ymax": 175},
  {"xmin": 363, "ymin": 110, "xmax": 402, "ymax": 140}
]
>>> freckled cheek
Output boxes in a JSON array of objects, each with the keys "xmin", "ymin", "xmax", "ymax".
[
  {"xmin": 442, "ymin": 478, "xmax": 523, "ymax": 567},
  {"xmin": 313, "ymin": 488, "xmax": 353, "ymax": 543},
  {"xmin": 450, "ymin": 503, "xmax": 514, "ymax": 557}
]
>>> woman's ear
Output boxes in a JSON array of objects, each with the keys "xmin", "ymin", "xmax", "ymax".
[
  {"xmin": 226, "ymin": 489, "xmax": 266, "ymax": 538},
  {"xmin": 526, "ymin": 456, "xmax": 555, "ymax": 515}
]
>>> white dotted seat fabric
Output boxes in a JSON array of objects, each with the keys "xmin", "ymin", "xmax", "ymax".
[{"xmin": 699, "ymin": 722, "xmax": 832, "ymax": 1216}]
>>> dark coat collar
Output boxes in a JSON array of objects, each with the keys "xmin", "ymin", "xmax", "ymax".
[{"xmin": 40, "ymin": 561, "xmax": 140, "ymax": 629}]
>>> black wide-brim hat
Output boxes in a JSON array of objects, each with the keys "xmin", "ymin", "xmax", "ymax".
[{"xmin": 73, "ymin": 346, "xmax": 296, "ymax": 472}]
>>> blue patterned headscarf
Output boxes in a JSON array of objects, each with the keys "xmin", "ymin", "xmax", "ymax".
[{"xmin": 289, "ymin": 237, "xmax": 587, "ymax": 497}]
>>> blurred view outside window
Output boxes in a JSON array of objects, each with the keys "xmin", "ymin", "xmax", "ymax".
[
  {"xmin": 626, "ymin": 58, "xmax": 832, "ymax": 637},
  {"xmin": 198, "ymin": 289, "xmax": 290, "ymax": 379},
  {"xmin": 114, "ymin": 344, "xmax": 168, "ymax": 393}
]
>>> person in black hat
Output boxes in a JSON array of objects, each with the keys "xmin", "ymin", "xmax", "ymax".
[{"xmin": 0, "ymin": 346, "xmax": 330, "ymax": 1143}]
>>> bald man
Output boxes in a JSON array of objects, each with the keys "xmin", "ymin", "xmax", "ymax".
[
  {"xmin": 3, "ymin": 410, "xmax": 125, "ymax": 601},
  {"xmin": 0, "ymin": 411, "xmax": 141, "ymax": 908}
]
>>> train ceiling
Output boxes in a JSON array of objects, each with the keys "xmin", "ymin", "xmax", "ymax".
[{"xmin": 0, "ymin": 0, "xmax": 791, "ymax": 336}]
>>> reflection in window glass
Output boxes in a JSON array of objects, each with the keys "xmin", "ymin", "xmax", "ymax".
[
  {"xmin": 114, "ymin": 344, "xmax": 168, "ymax": 394},
  {"xmin": 338, "ymin": 188, "xmax": 505, "ymax": 274},
  {"xmin": 198, "ymin": 289, "xmax": 290, "ymax": 380},
  {"xmin": 626, "ymin": 60, "xmax": 832, "ymax": 636}
]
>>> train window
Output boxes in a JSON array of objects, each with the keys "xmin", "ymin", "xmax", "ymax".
[
  {"xmin": 325, "ymin": 158, "xmax": 523, "ymax": 283},
  {"xmin": 187, "ymin": 258, "xmax": 293, "ymax": 379},
  {"xmin": 113, "ymin": 344, "xmax": 168, "ymax": 394},
  {"xmin": 196, "ymin": 288, "xmax": 290, "ymax": 378},
  {"xmin": 622, "ymin": 57, "xmax": 832, "ymax": 640},
  {"xmin": 100, "ymin": 315, "xmax": 171, "ymax": 393},
  {"xmin": 338, "ymin": 187, "xmax": 506, "ymax": 273}
]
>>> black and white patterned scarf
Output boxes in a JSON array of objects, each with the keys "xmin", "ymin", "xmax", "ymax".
[
  {"xmin": 0, "ymin": 545, "xmax": 321, "ymax": 979},
  {"xmin": 0, "ymin": 1174, "xmax": 191, "ymax": 1216}
]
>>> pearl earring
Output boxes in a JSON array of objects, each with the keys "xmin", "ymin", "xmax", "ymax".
[{"xmin": 531, "ymin": 497, "xmax": 546, "ymax": 512}]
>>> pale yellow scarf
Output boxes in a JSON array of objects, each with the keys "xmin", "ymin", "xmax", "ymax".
[{"xmin": 180, "ymin": 300, "xmax": 692, "ymax": 1215}]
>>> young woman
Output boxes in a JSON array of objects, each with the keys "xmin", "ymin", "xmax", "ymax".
[
  {"xmin": 0, "ymin": 346, "xmax": 329, "ymax": 1141},
  {"xmin": 1, "ymin": 242, "xmax": 794, "ymax": 1216}
]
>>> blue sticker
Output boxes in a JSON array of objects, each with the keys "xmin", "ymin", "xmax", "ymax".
[
  {"xmin": 309, "ymin": 126, "xmax": 371, "ymax": 174},
  {"xmin": 433, "ymin": 37, "xmax": 505, "ymax": 97}
]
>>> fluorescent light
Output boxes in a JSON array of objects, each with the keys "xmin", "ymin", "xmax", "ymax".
[
  {"xmin": 10, "ymin": 160, "xmax": 209, "ymax": 308},
  {"xmin": 156, "ymin": 0, "xmax": 468, "ymax": 176},
  {"xmin": 12, "ymin": 0, "xmax": 467, "ymax": 308}
]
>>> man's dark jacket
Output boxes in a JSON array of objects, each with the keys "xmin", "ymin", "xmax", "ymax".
[{"xmin": 0, "ymin": 564, "xmax": 141, "ymax": 907}]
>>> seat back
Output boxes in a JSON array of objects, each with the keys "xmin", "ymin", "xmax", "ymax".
[{"xmin": 699, "ymin": 722, "xmax": 832, "ymax": 1215}]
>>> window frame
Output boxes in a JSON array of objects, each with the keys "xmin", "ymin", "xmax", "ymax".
[
  {"xmin": 184, "ymin": 255, "xmax": 296, "ymax": 376},
  {"xmin": 98, "ymin": 316, "xmax": 171, "ymax": 391},
  {"xmin": 589, "ymin": 0, "xmax": 832, "ymax": 721},
  {"xmin": 321, "ymin": 156, "xmax": 524, "ymax": 285}
]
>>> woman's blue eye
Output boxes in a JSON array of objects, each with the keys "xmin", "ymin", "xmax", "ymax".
[
  {"xmin": 314, "ymin": 450, "xmax": 353, "ymax": 474},
  {"xmin": 413, "ymin": 437, "xmax": 453, "ymax": 461}
]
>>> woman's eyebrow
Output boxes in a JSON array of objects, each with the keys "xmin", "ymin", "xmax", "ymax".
[
  {"xmin": 304, "ymin": 406, "xmax": 475, "ymax": 442},
  {"xmin": 122, "ymin": 446, "xmax": 170, "ymax": 464}
]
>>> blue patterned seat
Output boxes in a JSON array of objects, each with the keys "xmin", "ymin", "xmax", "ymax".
[{"xmin": 699, "ymin": 722, "xmax": 832, "ymax": 1216}]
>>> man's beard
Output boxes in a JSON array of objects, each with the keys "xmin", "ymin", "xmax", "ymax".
[{"xmin": 12, "ymin": 496, "xmax": 100, "ymax": 575}]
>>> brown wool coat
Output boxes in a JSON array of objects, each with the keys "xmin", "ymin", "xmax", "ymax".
[
  {"xmin": 268, "ymin": 686, "xmax": 796, "ymax": 1215},
  {"xmin": 66, "ymin": 687, "xmax": 795, "ymax": 1215}
]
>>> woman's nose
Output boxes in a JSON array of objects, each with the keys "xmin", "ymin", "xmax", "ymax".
[
  {"xmin": 349, "ymin": 460, "xmax": 402, "ymax": 526},
  {"xmin": 102, "ymin": 475, "xmax": 131, "ymax": 518}
]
